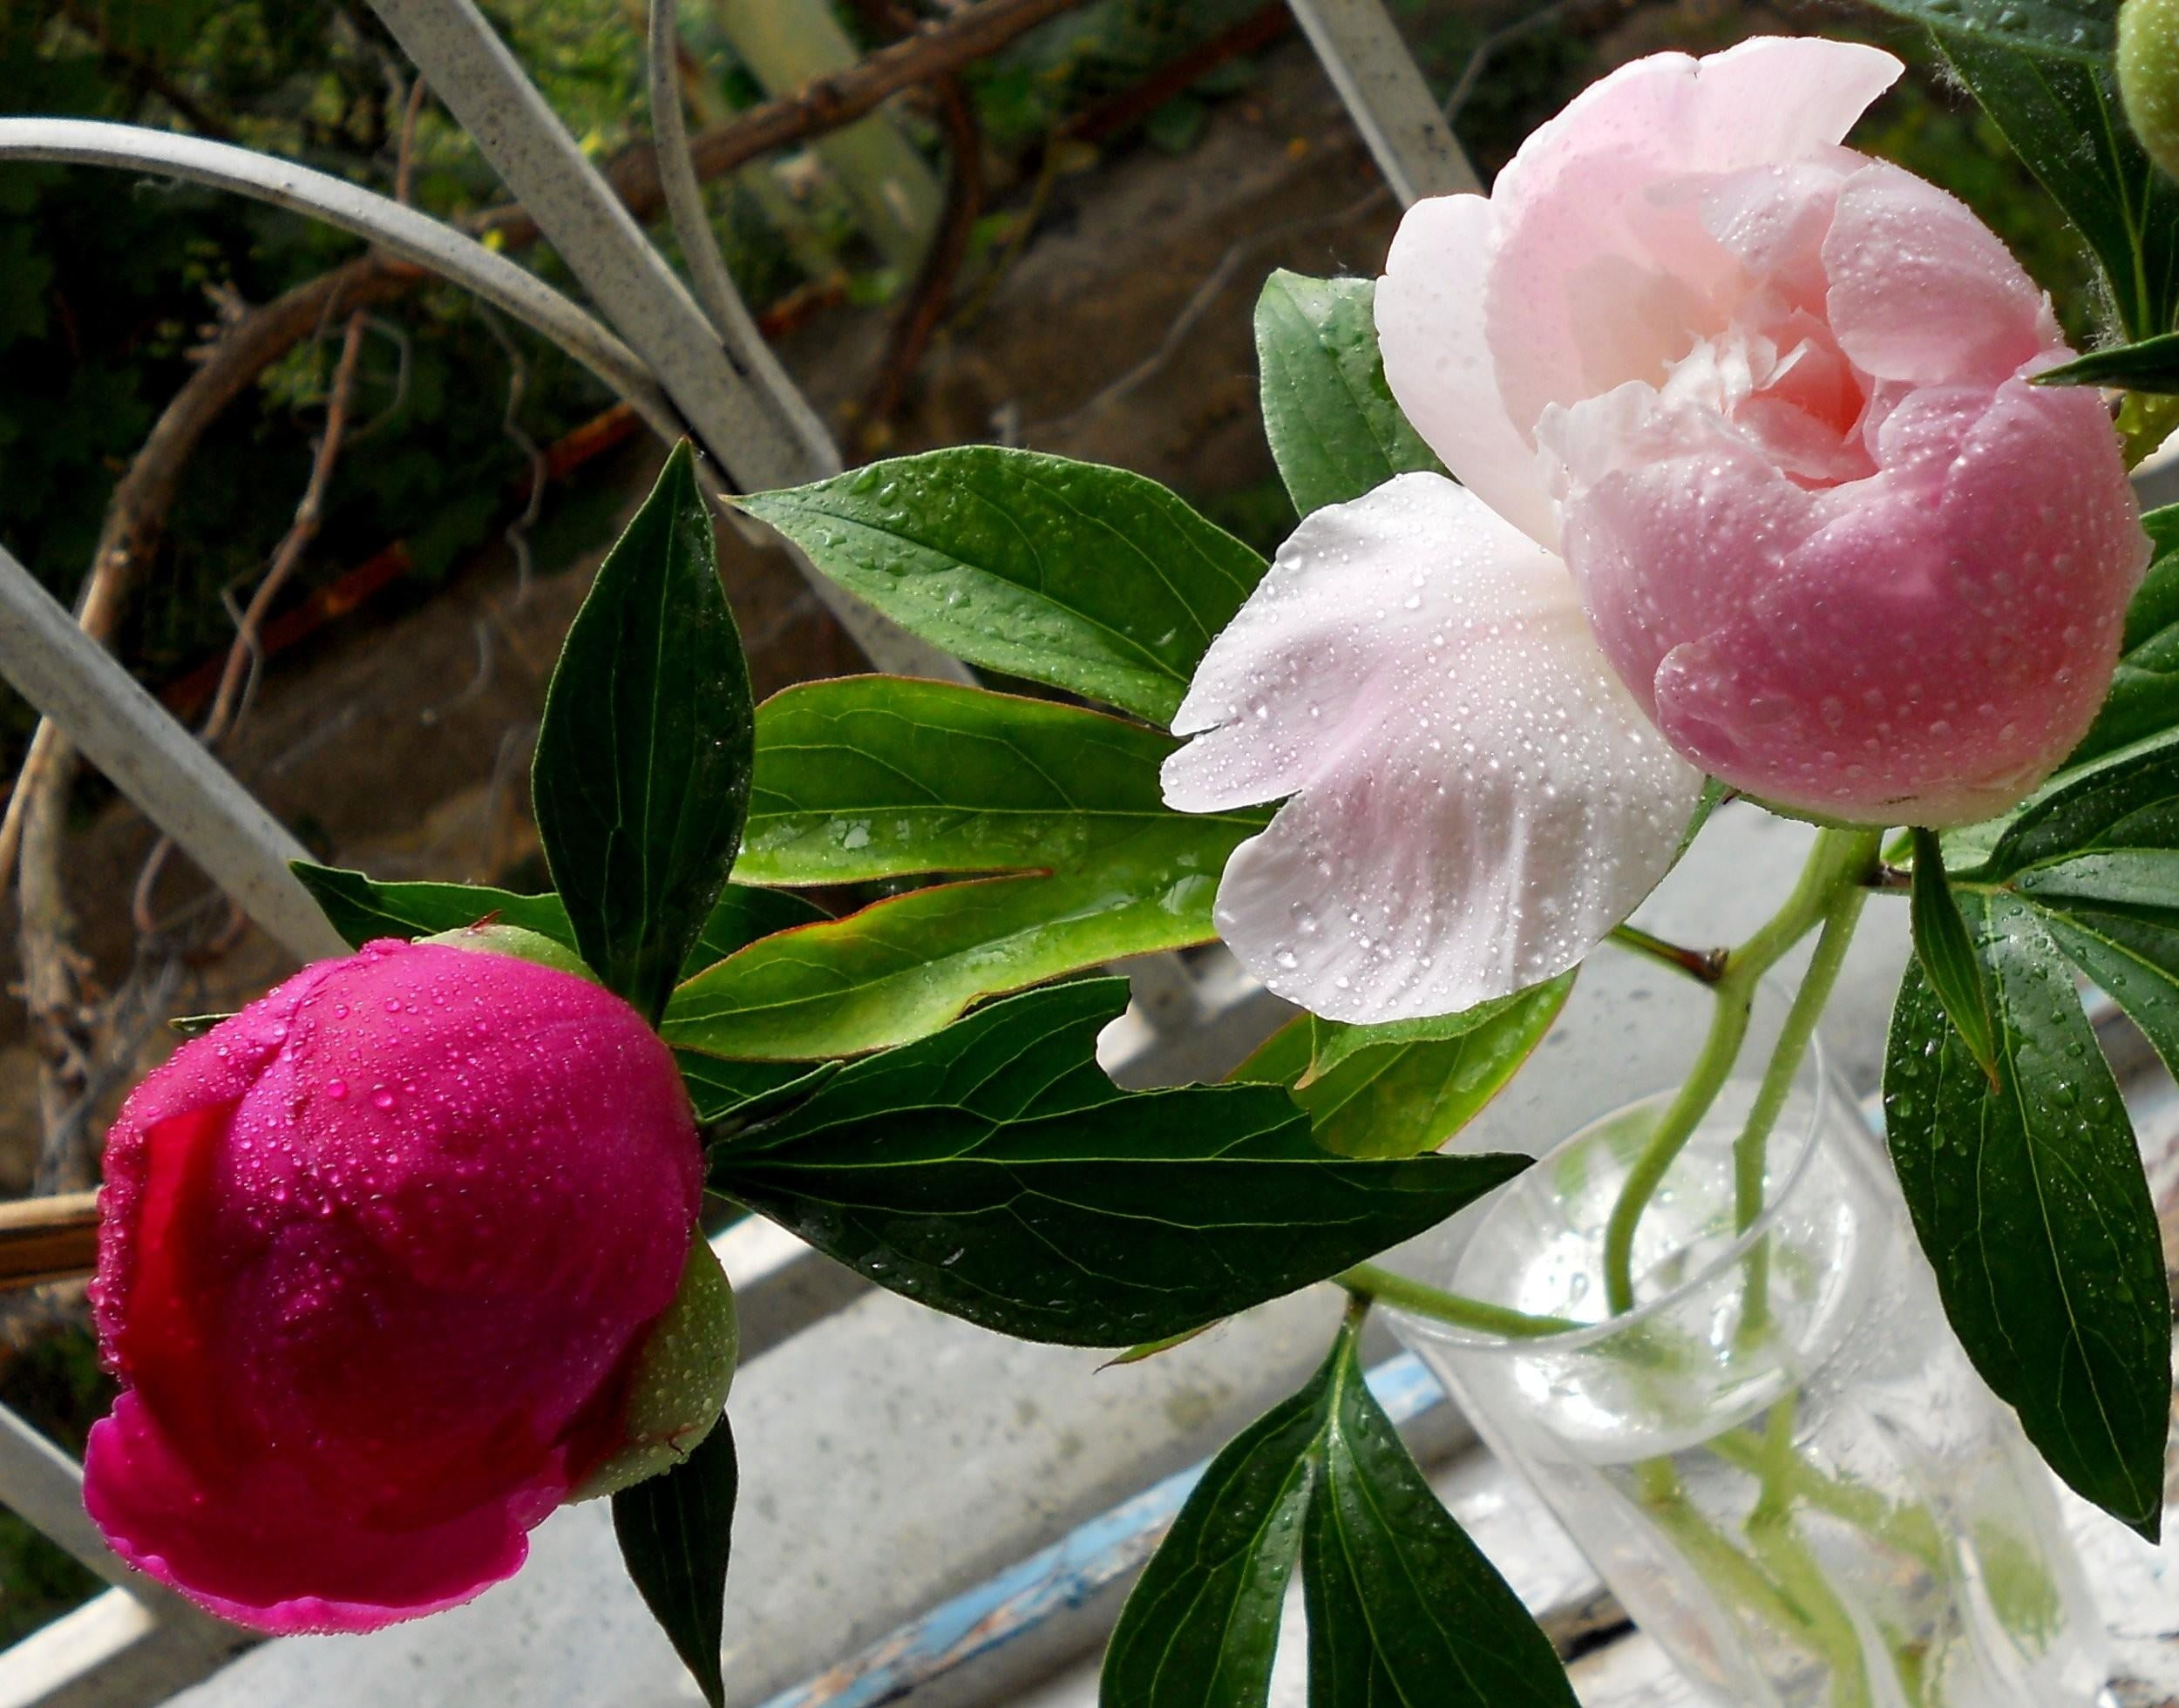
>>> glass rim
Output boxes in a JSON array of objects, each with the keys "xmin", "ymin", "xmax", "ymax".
[{"xmin": 1385, "ymin": 986, "xmax": 1840, "ymax": 1357}]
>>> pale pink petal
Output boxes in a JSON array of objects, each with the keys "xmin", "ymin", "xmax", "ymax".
[
  {"xmin": 1823, "ymin": 160, "xmax": 2060, "ymax": 386},
  {"xmin": 1557, "ymin": 375, "xmax": 2143, "ymax": 825},
  {"xmin": 1481, "ymin": 40, "xmax": 1901, "ymax": 440},
  {"xmin": 1164, "ymin": 474, "xmax": 1703, "ymax": 1023},
  {"xmin": 1376, "ymin": 195, "xmax": 1558, "ymax": 546}
]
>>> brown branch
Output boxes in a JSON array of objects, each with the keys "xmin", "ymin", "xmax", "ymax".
[
  {"xmin": 0, "ymin": 1192, "xmax": 100, "ymax": 1294},
  {"xmin": 852, "ymin": 0, "xmax": 989, "ymax": 440},
  {"xmin": 472, "ymin": 0, "xmax": 1093, "ymax": 245},
  {"xmin": 0, "ymin": 0, "xmax": 1096, "ymax": 897},
  {"xmin": 133, "ymin": 309, "xmax": 374, "ymax": 935}
]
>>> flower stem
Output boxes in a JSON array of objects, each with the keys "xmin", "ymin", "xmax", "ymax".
[
  {"xmin": 1733, "ymin": 875, "xmax": 1870, "ymax": 1341},
  {"xmin": 1602, "ymin": 828, "xmax": 1883, "ymax": 1316},
  {"xmin": 1608, "ymin": 923, "xmax": 1728, "ymax": 984},
  {"xmin": 1335, "ymin": 1263, "xmax": 1580, "ymax": 1338}
]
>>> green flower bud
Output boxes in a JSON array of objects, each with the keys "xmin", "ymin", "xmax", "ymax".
[
  {"xmin": 417, "ymin": 922, "xmax": 600, "ymax": 984},
  {"xmin": 2121, "ymin": 0, "xmax": 2179, "ymax": 183},
  {"xmin": 574, "ymin": 1236, "xmax": 739, "ymax": 1501}
]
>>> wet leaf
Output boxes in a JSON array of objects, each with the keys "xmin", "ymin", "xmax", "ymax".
[
  {"xmin": 1254, "ymin": 271, "xmax": 1444, "ymax": 518},
  {"xmin": 1304, "ymin": 1327, "xmax": 1577, "ymax": 1707},
  {"xmin": 736, "ymin": 448, "xmax": 1266, "ymax": 726},
  {"xmin": 614, "ymin": 1413, "xmax": 737, "ymax": 1708},
  {"xmin": 2036, "ymin": 329, "xmax": 2179, "ymax": 393},
  {"xmin": 533, "ymin": 442, "xmax": 756, "ymax": 1022},
  {"xmin": 1103, "ymin": 1318, "xmax": 1575, "ymax": 1706},
  {"xmin": 1234, "ymin": 976, "xmax": 1573, "ymax": 1158},
  {"xmin": 669, "ymin": 677, "xmax": 1264, "ymax": 1060},
  {"xmin": 1936, "ymin": 38, "xmax": 2179, "ymax": 342},
  {"xmin": 1909, "ymin": 828, "xmax": 1999, "ymax": 1086},
  {"xmin": 2067, "ymin": 506, "xmax": 2179, "ymax": 767},
  {"xmin": 705, "ymin": 980, "xmax": 1530, "ymax": 1345},
  {"xmin": 1857, "ymin": 0, "xmax": 2111, "ymax": 66},
  {"xmin": 1883, "ymin": 890, "xmax": 2169, "ymax": 1537}
]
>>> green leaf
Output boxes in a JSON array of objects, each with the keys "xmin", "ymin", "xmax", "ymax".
[
  {"xmin": 1909, "ymin": 828, "xmax": 2000, "ymax": 1086},
  {"xmin": 682, "ymin": 884, "xmax": 828, "ymax": 977},
  {"xmin": 1254, "ymin": 271, "xmax": 1444, "ymax": 518},
  {"xmin": 736, "ymin": 449, "xmax": 1266, "ymax": 726},
  {"xmin": 2069, "ymin": 507, "xmax": 2179, "ymax": 765},
  {"xmin": 738, "ymin": 676, "xmax": 1231, "ymax": 883},
  {"xmin": 1103, "ymin": 1318, "xmax": 1573, "ymax": 1707},
  {"xmin": 1857, "ymin": 0, "xmax": 2112, "ymax": 64},
  {"xmin": 1883, "ymin": 890, "xmax": 2169, "ymax": 1537},
  {"xmin": 1235, "ymin": 977, "xmax": 1574, "ymax": 1159},
  {"xmin": 613, "ymin": 1413, "xmax": 737, "ymax": 1708},
  {"xmin": 676, "ymin": 1053, "xmax": 838, "ymax": 1126},
  {"xmin": 293, "ymin": 859, "xmax": 814, "ymax": 983},
  {"xmin": 533, "ymin": 441, "xmax": 757, "ymax": 1022},
  {"xmin": 669, "ymin": 678, "xmax": 1265, "ymax": 1060},
  {"xmin": 2036, "ymin": 329, "xmax": 2179, "ymax": 390},
  {"xmin": 1938, "ymin": 39, "xmax": 2179, "ymax": 342},
  {"xmin": 292, "ymin": 861, "xmax": 574, "ymax": 948},
  {"xmin": 1101, "ymin": 1366, "xmax": 1325, "ymax": 1706},
  {"xmin": 1304, "ymin": 1326, "xmax": 1577, "ymax": 1707},
  {"xmin": 704, "ymin": 980, "xmax": 1531, "ymax": 1345}
]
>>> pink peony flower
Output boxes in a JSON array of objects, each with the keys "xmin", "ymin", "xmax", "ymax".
[
  {"xmin": 83, "ymin": 939, "xmax": 701, "ymax": 1635},
  {"xmin": 1165, "ymin": 36, "xmax": 2145, "ymax": 1025}
]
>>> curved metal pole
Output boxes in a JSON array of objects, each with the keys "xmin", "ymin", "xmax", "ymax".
[
  {"xmin": 0, "ymin": 119, "xmax": 686, "ymax": 446},
  {"xmin": 646, "ymin": 0, "xmax": 840, "ymax": 477}
]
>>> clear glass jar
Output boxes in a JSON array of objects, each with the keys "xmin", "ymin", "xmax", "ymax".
[{"xmin": 1388, "ymin": 974, "xmax": 2108, "ymax": 1708}]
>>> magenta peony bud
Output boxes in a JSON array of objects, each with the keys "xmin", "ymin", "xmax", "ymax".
[{"xmin": 83, "ymin": 939, "xmax": 701, "ymax": 1634}]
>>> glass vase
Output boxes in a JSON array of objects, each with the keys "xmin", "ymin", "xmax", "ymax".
[{"xmin": 1387, "ymin": 975, "xmax": 2108, "ymax": 1708}]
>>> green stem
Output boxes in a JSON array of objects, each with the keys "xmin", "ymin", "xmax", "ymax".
[
  {"xmin": 1608, "ymin": 923, "xmax": 1727, "ymax": 984},
  {"xmin": 1335, "ymin": 1264, "xmax": 1579, "ymax": 1339},
  {"xmin": 1706, "ymin": 1426, "xmax": 1945, "ymax": 1571},
  {"xmin": 1733, "ymin": 876, "xmax": 1870, "ymax": 1342},
  {"xmin": 1602, "ymin": 828, "xmax": 1883, "ymax": 1315}
]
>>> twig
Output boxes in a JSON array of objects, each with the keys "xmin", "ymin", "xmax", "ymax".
[
  {"xmin": 0, "ymin": 0, "xmax": 1097, "ymax": 910},
  {"xmin": 854, "ymin": 0, "xmax": 988, "ymax": 440},
  {"xmin": 132, "ymin": 309, "xmax": 373, "ymax": 938},
  {"xmin": 1030, "ymin": 185, "xmax": 1390, "ymax": 435}
]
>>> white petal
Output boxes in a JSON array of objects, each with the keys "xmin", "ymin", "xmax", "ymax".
[
  {"xmin": 1377, "ymin": 195, "xmax": 1560, "ymax": 548},
  {"xmin": 1163, "ymin": 474, "xmax": 1705, "ymax": 1024}
]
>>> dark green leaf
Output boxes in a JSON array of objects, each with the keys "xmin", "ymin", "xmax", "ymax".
[
  {"xmin": 1938, "ymin": 40, "xmax": 2179, "ymax": 342},
  {"xmin": 2069, "ymin": 507, "xmax": 2179, "ymax": 765},
  {"xmin": 533, "ymin": 441, "xmax": 756, "ymax": 1021},
  {"xmin": 294, "ymin": 858, "xmax": 812, "ymax": 984},
  {"xmin": 1235, "ymin": 977, "xmax": 1573, "ymax": 1159},
  {"xmin": 1883, "ymin": 891, "xmax": 2169, "ymax": 1536},
  {"xmin": 705, "ymin": 980, "xmax": 1531, "ymax": 1345},
  {"xmin": 1981, "ymin": 722, "xmax": 2179, "ymax": 875},
  {"xmin": 736, "ymin": 449, "xmax": 1266, "ymax": 726},
  {"xmin": 671, "ymin": 677, "xmax": 1264, "ymax": 1059},
  {"xmin": 1101, "ymin": 1365, "xmax": 1326, "ymax": 1707},
  {"xmin": 293, "ymin": 861, "xmax": 573, "ymax": 949},
  {"xmin": 1254, "ymin": 271, "xmax": 1444, "ymax": 518},
  {"xmin": 2036, "ymin": 329, "xmax": 2179, "ymax": 391},
  {"xmin": 677, "ymin": 1052, "xmax": 837, "ymax": 1126},
  {"xmin": 613, "ymin": 1414, "xmax": 737, "ymax": 1708},
  {"xmin": 1302, "ymin": 1323, "xmax": 1577, "ymax": 1708},
  {"xmin": 1909, "ymin": 828, "xmax": 2000, "ymax": 1085},
  {"xmin": 1858, "ymin": 0, "xmax": 2111, "ymax": 64},
  {"xmin": 1103, "ymin": 1318, "xmax": 1573, "ymax": 1707}
]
